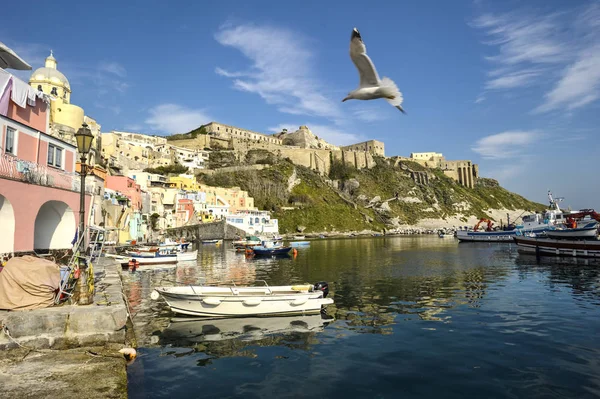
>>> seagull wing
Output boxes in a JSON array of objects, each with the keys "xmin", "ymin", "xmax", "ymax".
[{"xmin": 350, "ymin": 35, "xmax": 380, "ymax": 88}]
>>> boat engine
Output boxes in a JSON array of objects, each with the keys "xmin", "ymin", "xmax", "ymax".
[{"xmin": 314, "ymin": 281, "xmax": 329, "ymax": 298}]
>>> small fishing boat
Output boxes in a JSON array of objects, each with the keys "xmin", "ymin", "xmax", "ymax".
[
  {"xmin": 290, "ymin": 241, "xmax": 310, "ymax": 247},
  {"xmin": 176, "ymin": 250, "xmax": 198, "ymax": 261},
  {"xmin": 151, "ymin": 281, "xmax": 333, "ymax": 317},
  {"xmin": 124, "ymin": 255, "xmax": 179, "ymax": 266},
  {"xmin": 292, "ymin": 235, "xmax": 305, "ymax": 240},
  {"xmin": 251, "ymin": 245, "xmax": 292, "ymax": 256},
  {"xmin": 545, "ymin": 222, "xmax": 598, "ymax": 240},
  {"xmin": 438, "ymin": 232, "xmax": 454, "ymax": 238},
  {"xmin": 202, "ymin": 239, "xmax": 221, "ymax": 245}
]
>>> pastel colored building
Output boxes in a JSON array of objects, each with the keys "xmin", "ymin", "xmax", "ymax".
[
  {"xmin": 225, "ymin": 210, "xmax": 279, "ymax": 235},
  {"xmin": 104, "ymin": 175, "xmax": 142, "ymax": 210},
  {"xmin": 0, "ymin": 67, "xmax": 92, "ymax": 255}
]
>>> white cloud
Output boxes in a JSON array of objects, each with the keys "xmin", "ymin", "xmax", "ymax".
[
  {"xmin": 268, "ymin": 123, "xmax": 365, "ymax": 146},
  {"xmin": 214, "ymin": 24, "xmax": 343, "ymax": 121},
  {"xmin": 471, "ymin": 131, "xmax": 540, "ymax": 159},
  {"xmin": 475, "ymin": 94, "xmax": 486, "ymax": 104},
  {"xmin": 352, "ymin": 107, "xmax": 389, "ymax": 122},
  {"xmin": 99, "ymin": 62, "xmax": 127, "ymax": 78},
  {"xmin": 145, "ymin": 104, "xmax": 212, "ymax": 134},
  {"xmin": 485, "ymin": 69, "xmax": 543, "ymax": 89},
  {"xmin": 534, "ymin": 45, "xmax": 600, "ymax": 113},
  {"xmin": 471, "ymin": 4, "xmax": 600, "ymax": 113}
]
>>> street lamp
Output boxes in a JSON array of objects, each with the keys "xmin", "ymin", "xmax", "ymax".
[{"xmin": 74, "ymin": 122, "xmax": 94, "ymax": 305}]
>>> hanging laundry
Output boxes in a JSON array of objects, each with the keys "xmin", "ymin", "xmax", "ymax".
[
  {"xmin": 0, "ymin": 78, "xmax": 12, "ymax": 116},
  {"xmin": 26, "ymin": 86, "xmax": 36, "ymax": 107},
  {"xmin": 10, "ymin": 77, "xmax": 29, "ymax": 108}
]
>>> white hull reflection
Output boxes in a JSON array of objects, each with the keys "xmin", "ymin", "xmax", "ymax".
[{"xmin": 161, "ymin": 314, "xmax": 334, "ymax": 343}]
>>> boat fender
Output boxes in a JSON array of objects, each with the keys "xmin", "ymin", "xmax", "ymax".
[
  {"xmin": 243, "ymin": 299, "xmax": 262, "ymax": 306},
  {"xmin": 203, "ymin": 298, "xmax": 222, "ymax": 306},
  {"xmin": 291, "ymin": 297, "xmax": 308, "ymax": 306},
  {"xmin": 150, "ymin": 290, "xmax": 160, "ymax": 300}
]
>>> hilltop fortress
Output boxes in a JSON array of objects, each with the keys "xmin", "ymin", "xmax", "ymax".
[{"xmin": 158, "ymin": 121, "xmax": 478, "ymax": 189}]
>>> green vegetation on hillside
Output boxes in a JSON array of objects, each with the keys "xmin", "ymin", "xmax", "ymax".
[
  {"xmin": 144, "ymin": 164, "xmax": 188, "ymax": 175},
  {"xmin": 166, "ymin": 126, "xmax": 209, "ymax": 141},
  {"xmin": 196, "ymin": 153, "xmax": 546, "ymax": 233}
]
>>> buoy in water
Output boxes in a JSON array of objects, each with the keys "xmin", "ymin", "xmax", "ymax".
[{"xmin": 292, "ymin": 248, "xmax": 298, "ymax": 256}]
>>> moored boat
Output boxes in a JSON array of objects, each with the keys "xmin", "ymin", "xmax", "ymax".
[
  {"xmin": 251, "ymin": 245, "xmax": 292, "ymax": 256},
  {"xmin": 176, "ymin": 249, "xmax": 198, "ymax": 261},
  {"xmin": 513, "ymin": 235, "xmax": 600, "ymax": 258},
  {"xmin": 290, "ymin": 241, "xmax": 310, "ymax": 247},
  {"xmin": 150, "ymin": 281, "xmax": 333, "ymax": 317},
  {"xmin": 545, "ymin": 222, "xmax": 598, "ymax": 240}
]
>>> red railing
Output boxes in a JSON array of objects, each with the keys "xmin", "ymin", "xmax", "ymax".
[{"xmin": 0, "ymin": 153, "xmax": 93, "ymax": 194}]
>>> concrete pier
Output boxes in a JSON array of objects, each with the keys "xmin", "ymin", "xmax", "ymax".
[
  {"xmin": 0, "ymin": 257, "xmax": 129, "ymax": 350},
  {"xmin": 0, "ymin": 257, "xmax": 130, "ymax": 398}
]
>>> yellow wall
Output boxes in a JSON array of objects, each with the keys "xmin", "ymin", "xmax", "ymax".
[
  {"xmin": 50, "ymin": 99, "xmax": 84, "ymax": 131},
  {"xmin": 169, "ymin": 176, "xmax": 200, "ymax": 191}
]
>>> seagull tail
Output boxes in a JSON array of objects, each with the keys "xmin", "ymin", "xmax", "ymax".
[{"xmin": 380, "ymin": 77, "xmax": 405, "ymax": 112}]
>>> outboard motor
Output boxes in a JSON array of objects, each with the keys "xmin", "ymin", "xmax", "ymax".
[{"xmin": 313, "ymin": 281, "xmax": 329, "ymax": 298}]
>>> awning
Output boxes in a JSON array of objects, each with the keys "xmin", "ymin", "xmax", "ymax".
[{"xmin": 0, "ymin": 41, "xmax": 32, "ymax": 70}]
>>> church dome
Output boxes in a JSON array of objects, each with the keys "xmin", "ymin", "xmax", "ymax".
[{"xmin": 29, "ymin": 51, "xmax": 71, "ymax": 91}]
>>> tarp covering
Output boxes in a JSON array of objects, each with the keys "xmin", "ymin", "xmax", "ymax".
[{"xmin": 0, "ymin": 255, "xmax": 61, "ymax": 310}]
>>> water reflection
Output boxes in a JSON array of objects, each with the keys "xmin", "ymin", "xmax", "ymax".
[{"xmin": 124, "ymin": 237, "xmax": 600, "ymax": 399}]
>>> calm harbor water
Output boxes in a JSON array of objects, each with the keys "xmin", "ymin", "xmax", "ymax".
[{"xmin": 123, "ymin": 236, "xmax": 600, "ymax": 399}]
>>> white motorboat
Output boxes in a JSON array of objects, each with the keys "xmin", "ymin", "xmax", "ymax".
[
  {"xmin": 151, "ymin": 281, "xmax": 333, "ymax": 317},
  {"xmin": 176, "ymin": 249, "xmax": 198, "ymax": 261},
  {"xmin": 544, "ymin": 223, "xmax": 598, "ymax": 239}
]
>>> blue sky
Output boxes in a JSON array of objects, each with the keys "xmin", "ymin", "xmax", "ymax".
[{"xmin": 2, "ymin": 0, "xmax": 599, "ymax": 209}]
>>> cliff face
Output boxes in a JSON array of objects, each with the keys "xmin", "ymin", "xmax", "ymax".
[{"xmin": 197, "ymin": 158, "xmax": 546, "ymax": 234}]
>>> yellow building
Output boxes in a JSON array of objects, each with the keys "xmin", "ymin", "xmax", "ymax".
[
  {"xmin": 29, "ymin": 51, "xmax": 84, "ymax": 143},
  {"xmin": 169, "ymin": 175, "xmax": 200, "ymax": 191}
]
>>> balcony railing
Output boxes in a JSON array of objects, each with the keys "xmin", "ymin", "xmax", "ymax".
[{"xmin": 0, "ymin": 153, "xmax": 93, "ymax": 194}]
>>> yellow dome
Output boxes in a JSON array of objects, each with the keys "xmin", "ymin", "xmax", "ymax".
[{"xmin": 29, "ymin": 51, "xmax": 71, "ymax": 91}]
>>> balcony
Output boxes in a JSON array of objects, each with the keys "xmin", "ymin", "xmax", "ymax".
[{"xmin": 0, "ymin": 153, "xmax": 93, "ymax": 194}]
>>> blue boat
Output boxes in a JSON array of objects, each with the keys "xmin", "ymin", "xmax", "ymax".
[{"xmin": 251, "ymin": 246, "xmax": 293, "ymax": 256}]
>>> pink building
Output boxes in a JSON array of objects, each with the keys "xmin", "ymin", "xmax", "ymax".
[
  {"xmin": 176, "ymin": 198, "xmax": 194, "ymax": 227},
  {"xmin": 104, "ymin": 175, "xmax": 142, "ymax": 211},
  {"xmin": 0, "ymin": 69, "xmax": 92, "ymax": 255}
]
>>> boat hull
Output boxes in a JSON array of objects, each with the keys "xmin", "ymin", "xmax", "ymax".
[
  {"xmin": 252, "ymin": 246, "xmax": 292, "ymax": 256},
  {"xmin": 176, "ymin": 250, "xmax": 198, "ymax": 261},
  {"xmin": 290, "ymin": 241, "xmax": 310, "ymax": 247},
  {"xmin": 154, "ymin": 286, "xmax": 333, "ymax": 317},
  {"xmin": 457, "ymin": 227, "xmax": 551, "ymax": 242},
  {"xmin": 545, "ymin": 223, "xmax": 598, "ymax": 239},
  {"xmin": 513, "ymin": 236, "xmax": 600, "ymax": 258}
]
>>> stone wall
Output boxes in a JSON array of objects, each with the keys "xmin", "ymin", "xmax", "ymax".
[
  {"xmin": 165, "ymin": 219, "xmax": 247, "ymax": 241},
  {"xmin": 340, "ymin": 139, "xmax": 385, "ymax": 156}
]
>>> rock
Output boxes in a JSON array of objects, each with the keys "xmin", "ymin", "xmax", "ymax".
[
  {"xmin": 343, "ymin": 178, "xmax": 360, "ymax": 195},
  {"xmin": 378, "ymin": 201, "xmax": 391, "ymax": 212},
  {"xmin": 297, "ymin": 225, "xmax": 306, "ymax": 233},
  {"xmin": 369, "ymin": 196, "xmax": 381, "ymax": 205},
  {"xmin": 363, "ymin": 214, "xmax": 374, "ymax": 223},
  {"xmin": 356, "ymin": 194, "xmax": 368, "ymax": 202}
]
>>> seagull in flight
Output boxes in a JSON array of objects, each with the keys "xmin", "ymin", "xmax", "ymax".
[{"xmin": 342, "ymin": 27, "xmax": 405, "ymax": 114}]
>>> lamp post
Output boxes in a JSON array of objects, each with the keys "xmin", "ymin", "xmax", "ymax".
[{"xmin": 74, "ymin": 122, "xmax": 94, "ymax": 305}]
